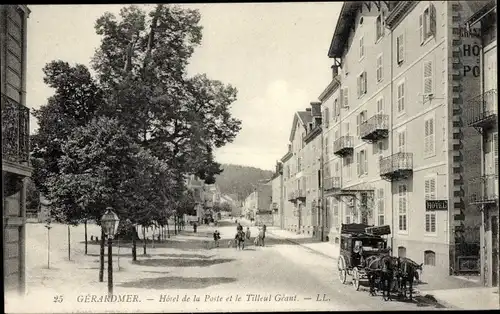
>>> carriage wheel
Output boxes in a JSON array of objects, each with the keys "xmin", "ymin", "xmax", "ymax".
[
  {"xmin": 352, "ymin": 267, "xmax": 361, "ymax": 291},
  {"xmin": 338, "ymin": 256, "xmax": 347, "ymax": 284}
]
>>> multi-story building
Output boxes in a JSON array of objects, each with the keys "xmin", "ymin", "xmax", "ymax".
[
  {"xmin": 243, "ymin": 182, "xmax": 273, "ymax": 223},
  {"xmin": 185, "ymin": 174, "xmax": 205, "ymax": 221},
  {"xmin": 1, "ymin": 5, "xmax": 32, "ymax": 294},
  {"xmin": 270, "ymin": 162, "xmax": 284, "ymax": 228},
  {"xmin": 325, "ymin": 1, "xmax": 484, "ymax": 277},
  {"xmin": 464, "ymin": 0, "xmax": 498, "ymax": 288},
  {"xmin": 281, "ymin": 103, "xmax": 323, "ymax": 237},
  {"xmin": 319, "ymin": 70, "xmax": 343, "ymax": 246}
]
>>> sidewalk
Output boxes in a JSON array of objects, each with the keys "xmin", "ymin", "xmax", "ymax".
[
  {"xmin": 265, "ymin": 225, "xmax": 499, "ymax": 310},
  {"xmin": 265, "ymin": 226, "xmax": 339, "ymax": 260}
]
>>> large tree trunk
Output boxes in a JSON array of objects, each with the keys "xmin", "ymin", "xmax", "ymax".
[
  {"xmin": 132, "ymin": 225, "xmax": 137, "ymax": 261},
  {"xmin": 84, "ymin": 220, "xmax": 88, "ymax": 255},
  {"xmin": 67, "ymin": 225, "xmax": 71, "ymax": 261},
  {"xmin": 99, "ymin": 228, "xmax": 105, "ymax": 282},
  {"xmin": 166, "ymin": 221, "xmax": 170, "ymax": 238},
  {"xmin": 174, "ymin": 216, "xmax": 177, "ymax": 235},
  {"xmin": 152, "ymin": 225, "xmax": 155, "ymax": 249},
  {"xmin": 142, "ymin": 226, "xmax": 147, "ymax": 255}
]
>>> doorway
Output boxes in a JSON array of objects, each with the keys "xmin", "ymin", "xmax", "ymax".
[{"xmin": 491, "ymin": 214, "xmax": 498, "ymax": 287}]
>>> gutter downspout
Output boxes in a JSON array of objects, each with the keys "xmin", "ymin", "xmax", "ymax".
[
  {"xmin": 389, "ymin": 24, "xmax": 395, "ymax": 256},
  {"xmin": 321, "ymin": 127, "xmax": 325, "ymax": 241}
]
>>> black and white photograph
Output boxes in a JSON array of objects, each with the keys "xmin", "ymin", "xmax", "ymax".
[{"xmin": 2, "ymin": 1, "xmax": 499, "ymax": 312}]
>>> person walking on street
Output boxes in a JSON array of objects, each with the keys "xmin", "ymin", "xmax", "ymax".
[
  {"xmin": 245, "ymin": 226, "xmax": 251, "ymax": 241},
  {"xmin": 213, "ymin": 230, "xmax": 220, "ymax": 248},
  {"xmin": 261, "ymin": 224, "xmax": 267, "ymax": 247}
]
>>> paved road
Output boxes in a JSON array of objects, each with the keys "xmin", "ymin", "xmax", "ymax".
[{"xmin": 8, "ymin": 220, "xmax": 445, "ymax": 313}]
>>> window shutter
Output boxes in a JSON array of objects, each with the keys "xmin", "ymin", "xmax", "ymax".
[
  {"xmin": 356, "ymin": 114, "xmax": 360, "ymax": 136},
  {"xmin": 344, "ymin": 88, "xmax": 349, "ymax": 107},
  {"xmin": 363, "ymin": 150, "xmax": 368, "ymax": 175},
  {"xmin": 419, "ymin": 14, "xmax": 424, "ymax": 43},
  {"xmin": 357, "ymin": 75, "xmax": 361, "ymax": 97},
  {"xmin": 424, "ymin": 179, "xmax": 430, "ymax": 200},
  {"xmin": 429, "ymin": 118, "xmax": 435, "ymax": 155},
  {"xmin": 324, "ymin": 108, "xmax": 329, "ymax": 127},
  {"xmin": 494, "ymin": 133, "xmax": 499, "ymax": 175},
  {"xmin": 398, "ymin": 34, "xmax": 404, "ymax": 63},
  {"xmin": 425, "ymin": 214, "xmax": 430, "ymax": 232},
  {"xmin": 424, "ymin": 120, "xmax": 430, "ymax": 155},
  {"xmin": 431, "ymin": 214, "xmax": 436, "ymax": 232},
  {"xmin": 424, "ymin": 61, "xmax": 433, "ymax": 95},
  {"xmin": 363, "ymin": 71, "xmax": 367, "ymax": 94},
  {"xmin": 356, "ymin": 151, "xmax": 361, "ymax": 176},
  {"xmin": 430, "ymin": 4, "xmax": 436, "ymax": 36},
  {"xmin": 430, "ymin": 177, "xmax": 436, "ymax": 200},
  {"xmin": 339, "ymin": 89, "xmax": 344, "ymax": 107},
  {"xmin": 396, "ymin": 35, "xmax": 400, "ymax": 62}
]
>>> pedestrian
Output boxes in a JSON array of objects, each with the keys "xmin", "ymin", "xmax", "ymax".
[
  {"xmin": 193, "ymin": 222, "xmax": 197, "ymax": 233},
  {"xmin": 213, "ymin": 230, "xmax": 220, "ymax": 248},
  {"xmin": 262, "ymin": 224, "xmax": 267, "ymax": 247},
  {"xmin": 245, "ymin": 226, "xmax": 251, "ymax": 241},
  {"xmin": 90, "ymin": 235, "xmax": 94, "ymax": 242}
]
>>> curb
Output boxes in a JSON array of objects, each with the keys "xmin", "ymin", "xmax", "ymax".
[
  {"xmin": 266, "ymin": 230, "xmax": 338, "ymax": 261},
  {"xmin": 413, "ymin": 290, "xmax": 460, "ymax": 310}
]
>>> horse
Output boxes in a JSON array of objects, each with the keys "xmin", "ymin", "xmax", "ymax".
[
  {"xmin": 234, "ymin": 230, "xmax": 245, "ymax": 250},
  {"xmin": 366, "ymin": 254, "xmax": 398, "ymax": 301},
  {"xmin": 396, "ymin": 257, "xmax": 423, "ymax": 301}
]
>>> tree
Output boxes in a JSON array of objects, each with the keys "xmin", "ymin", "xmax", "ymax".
[
  {"xmin": 26, "ymin": 178, "xmax": 40, "ymax": 211},
  {"xmin": 31, "ymin": 61, "xmax": 105, "ymax": 196},
  {"xmin": 91, "ymin": 5, "xmax": 241, "ymax": 183}
]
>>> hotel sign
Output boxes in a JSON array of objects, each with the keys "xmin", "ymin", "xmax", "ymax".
[{"xmin": 426, "ymin": 200, "xmax": 448, "ymax": 211}]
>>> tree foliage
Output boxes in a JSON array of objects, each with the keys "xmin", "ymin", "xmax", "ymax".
[{"xmin": 91, "ymin": 5, "xmax": 241, "ymax": 182}]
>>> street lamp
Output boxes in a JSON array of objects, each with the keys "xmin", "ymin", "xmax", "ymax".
[
  {"xmin": 45, "ymin": 218, "xmax": 52, "ymax": 269},
  {"xmin": 101, "ymin": 208, "xmax": 120, "ymax": 296}
]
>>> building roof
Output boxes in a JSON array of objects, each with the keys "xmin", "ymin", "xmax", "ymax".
[
  {"xmin": 327, "ymin": 2, "xmax": 362, "ymax": 58},
  {"xmin": 465, "ymin": 0, "xmax": 497, "ymax": 26},
  {"xmin": 289, "ymin": 111, "xmax": 310, "ymax": 142}
]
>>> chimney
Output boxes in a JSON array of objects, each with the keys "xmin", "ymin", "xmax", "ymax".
[
  {"xmin": 288, "ymin": 143, "xmax": 291, "ymax": 152},
  {"xmin": 305, "ymin": 108, "xmax": 312, "ymax": 112},
  {"xmin": 331, "ymin": 65, "xmax": 339, "ymax": 78},
  {"xmin": 310, "ymin": 102, "xmax": 322, "ymax": 117}
]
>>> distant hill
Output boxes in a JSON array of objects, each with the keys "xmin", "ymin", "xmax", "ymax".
[{"xmin": 215, "ymin": 164, "xmax": 274, "ymax": 201}]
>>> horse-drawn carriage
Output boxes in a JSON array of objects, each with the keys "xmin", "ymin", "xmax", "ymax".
[
  {"xmin": 337, "ymin": 223, "xmax": 391, "ymax": 290},
  {"xmin": 337, "ymin": 223, "xmax": 423, "ymax": 301}
]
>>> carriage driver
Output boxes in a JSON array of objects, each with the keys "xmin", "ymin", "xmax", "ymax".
[{"xmin": 353, "ymin": 240, "xmax": 366, "ymax": 266}]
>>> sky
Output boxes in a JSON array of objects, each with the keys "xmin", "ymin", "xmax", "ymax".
[{"xmin": 26, "ymin": 3, "xmax": 342, "ymax": 171}]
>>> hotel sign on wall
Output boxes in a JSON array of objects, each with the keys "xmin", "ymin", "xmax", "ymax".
[
  {"xmin": 459, "ymin": 25, "xmax": 482, "ymax": 103},
  {"xmin": 426, "ymin": 200, "xmax": 448, "ymax": 211}
]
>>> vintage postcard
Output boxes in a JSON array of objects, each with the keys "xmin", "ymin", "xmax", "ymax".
[{"xmin": 2, "ymin": 1, "xmax": 499, "ymax": 313}]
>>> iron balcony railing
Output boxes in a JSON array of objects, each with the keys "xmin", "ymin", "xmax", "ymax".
[
  {"xmin": 296, "ymin": 189, "xmax": 306, "ymax": 199},
  {"xmin": 379, "ymin": 152, "xmax": 413, "ymax": 176},
  {"xmin": 464, "ymin": 89, "xmax": 497, "ymax": 127},
  {"xmin": 333, "ymin": 136, "xmax": 354, "ymax": 155},
  {"xmin": 323, "ymin": 176, "xmax": 341, "ymax": 191},
  {"xmin": 288, "ymin": 191, "xmax": 296, "ymax": 201},
  {"xmin": 360, "ymin": 114, "xmax": 389, "ymax": 141},
  {"xmin": 1, "ymin": 93, "xmax": 30, "ymax": 163},
  {"xmin": 468, "ymin": 174, "xmax": 498, "ymax": 204}
]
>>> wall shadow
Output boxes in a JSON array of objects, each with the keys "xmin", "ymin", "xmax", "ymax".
[
  {"xmin": 156, "ymin": 253, "xmax": 213, "ymax": 259},
  {"xmin": 132, "ymin": 258, "xmax": 234, "ymax": 268},
  {"xmin": 118, "ymin": 276, "xmax": 236, "ymax": 290}
]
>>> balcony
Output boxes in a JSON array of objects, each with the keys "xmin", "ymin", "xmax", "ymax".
[
  {"xmin": 323, "ymin": 176, "xmax": 341, "ymax": 192},
  {"xmin": 468, "ymin": 174, "xmax": 498, "ymax": 205},
  {"xmin": 379, "ymin": 152, "xmax": 413, "ymax": 181},
  {"xmin": 333, "ymin": 136, "xmax": 354, "ymax": 157},
  {"xmin": 360, "ymin": 114, "xmax": 389, "ymax": 143},
  {"xmin": 288, "ymin": 190, "xmax": 306, "ymax": 202},
  {"xmin": 1, "ymin": 94, "xmax": 30, "ymax": 164},
  {"xmin": 464, "ymin": 89, "xmax": 497, "ymax": 131},
  {"xmin": 296, "ymin": 189, "xmax": 306, "ymax": 201}
]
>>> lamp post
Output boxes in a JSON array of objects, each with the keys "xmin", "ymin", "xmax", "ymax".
[
  {"xmin": 45, "ymin": 219, "xmax": 52, "ymax": 269},
  {"xmin": 101, "ymin": 208, "xmax": 120, "ymax": 296}
]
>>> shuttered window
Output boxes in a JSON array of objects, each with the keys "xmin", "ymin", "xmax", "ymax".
[
  {"xmin": 377, "ymin": 188, "xmax": 385, "ymax": 226},
  {"xmin": 420, "ymin": 4, "xmax": 437, "ymax": 44},
  {"xmin": 425, "ymin": 176, "xmax": 437, "ymax": 233},
  {"xmin": 377, "ymin": 54, "xmax": 383, "ymax": 82},
  {"xmin": 494, "ymin": 133, "xmax": 498, "ymax": 176},
  {"xmin": 359, "ymin": 36, "xmax": 364, "ymax": 59},
  {"xmin": 397, "ymin": 81, "xmax": 405, "ymax": 112},
  {"xmin": 376, "ymin": 14, "xmax": 384, "ymax": 41},
  {"xmin": 344, "ymin": 88, "xmax": 349, "ymax": 107},
  {"xmin": 424, "ymin": 60, "xmax": 433, "ymax": 95},
  {"xmin": 424, "ymin": 116, "xmax": 435, "ymax": 157},
  {"xmin": 323, "ymin": 108, "xmax": 330, "ymax": 128},
  {"xmin": 397, "ymin": 33, "xmax": 405, "ymax": 64},
  {"xmin": 398, "ymin": 184, "xmax": 408, "ymax": 232},
  {"xmin": 332, "ymin": 198, "xmax": 339, "ymax": 228},
  {"xmin": 398, "ymin": 130, "xmax": 406, "ymax": 153},
  {"xmin": 357, "ymin": 150, "xmax": 368, "ymax": 176},
  {"xmin": 377, "ymin": 97, "xmax": 384, "ymax": 114}
]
